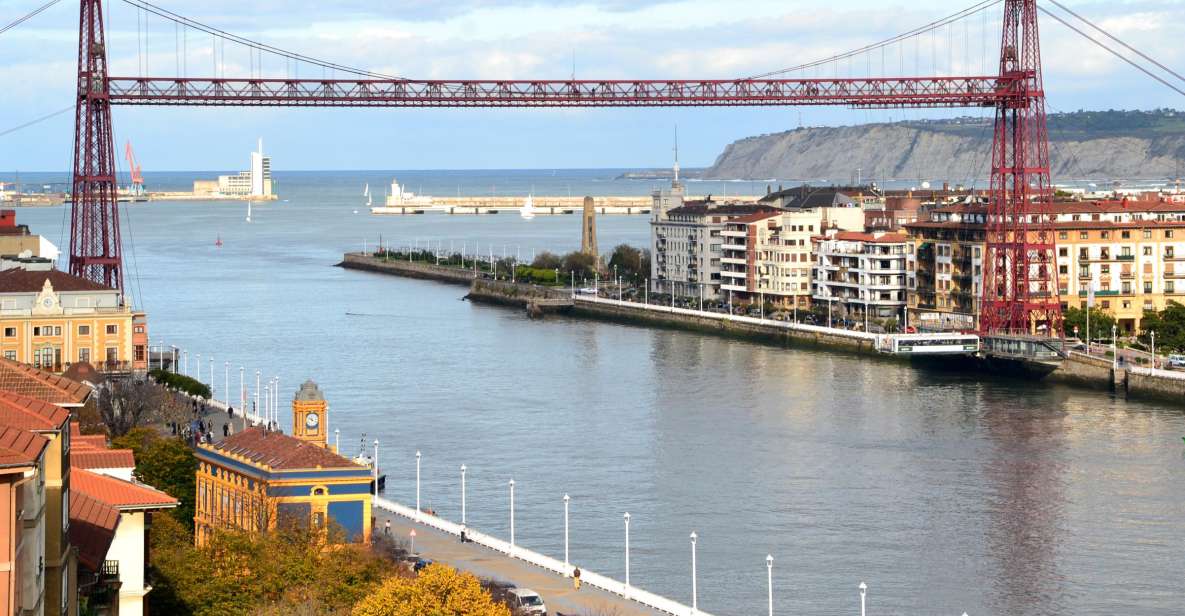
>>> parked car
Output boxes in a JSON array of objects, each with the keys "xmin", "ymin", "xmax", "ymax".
[
  {"xmin": 577, "ymin": 287, "xmax": 598, "ymax": 295},
  {"xmin": 1168, "ymin": 354, "xmax": 1185, "ymax": 368},
  {"xmin": 507, "ymin": 588, "xmax": 548, "ymax": 615}
]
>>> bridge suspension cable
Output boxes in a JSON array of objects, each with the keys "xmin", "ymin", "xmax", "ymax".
[
  {"xmin": 118, "ymin": 0, "xmax": 399, "ymax": 80},
  {"xmin": 0, "ymin": 0, "xmax": 63, "ymax": 36},
  {"xmin": 744, "ymin": 0, "xmax": 1003, "ymax": 80},
  {"xmin": 1038, "ymin": 2, "xmax": 1185, "ymax": 98}
]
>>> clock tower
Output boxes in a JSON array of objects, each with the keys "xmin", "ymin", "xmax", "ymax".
[{"xmin": 292, "ymin": 379, "xmax": 328, "ymax": 448}]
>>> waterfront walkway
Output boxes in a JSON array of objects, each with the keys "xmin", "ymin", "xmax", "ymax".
[{"xmin": 372, "ymin": 507, "xmax": 664, "ymax": 616}]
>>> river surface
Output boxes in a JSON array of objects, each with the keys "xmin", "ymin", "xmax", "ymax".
[{"xmin": 11, "ymin": 170, "xmax": 1185, "ymax": 616}]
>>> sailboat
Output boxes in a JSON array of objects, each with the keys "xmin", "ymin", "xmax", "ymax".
[
  {"xmin": 520, "ymin": 193, "xmax": 536, "ymax": 220},
  {"xmin": 357, "ymin": 183, "xmax": 370, "ymax": 214},
  {"xmin": 246, "ymin": 201, "xmax": 252, "ymax": 222}
]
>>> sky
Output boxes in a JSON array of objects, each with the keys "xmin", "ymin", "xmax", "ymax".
[{"xmin": 0, "ymin": 0, "xmax": 1183, "ymax": 171}]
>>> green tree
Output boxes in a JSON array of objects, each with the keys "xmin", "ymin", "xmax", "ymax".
[
  {"xmin": 530, "ymin": 251, "xmax": 563, "ymax": 270},
  {"xmin": 1062, "ymin": 306, "xmax": 1116, "ymax": 342},
  {"xmin": 112, "ymin": 428, "xmax": 198, "ymax": 529},
  {"xmin": 605, "ymin": 244, "xmax": 651, "ymax": 284},
  {"xmin": 1139, "ymin": 301, "xmax": 1185, "ymax": 353},
  {"xmin": 149, "ymin": 515, "xmax": 391, "ymax": 616},
  {"xmin": 561, "ymin": 251, "xmax": 598, "ymax": 282}
]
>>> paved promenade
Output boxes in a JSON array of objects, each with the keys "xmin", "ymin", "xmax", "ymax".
[{"xmin": 372, "ymin": 507, "xmax": 664, "ymax": 616}]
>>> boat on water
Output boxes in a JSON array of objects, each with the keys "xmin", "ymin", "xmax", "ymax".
[
  {"xmin": 215, "ymin": 235, "xmax": 223, "ymax": 247},
  {"xmin": 246, "ymin": 201, "xmax": 252, "ymax": 222},
  {"xmin": 520, "ymin": 193, "xmax": 536, "ymax": 220}
]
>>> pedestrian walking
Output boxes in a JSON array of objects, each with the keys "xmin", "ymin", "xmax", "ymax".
[
  {"xmin": 572, "ymin": 566, "xmax": 582, "ymax": 590},
  {"xmin": 228, "ymin": 406, "xmax": 234, "ymax": 419},
  {"xmin": 222, "ymin": 423, "xmax": 229, "ymax": 438},
  {"xmin": 459, "ymin": 525, "xmax": 467, "ymax": 543},
  {"xmin": 384, "ymin": 520, "xmax": 390, "ymax": 535}
]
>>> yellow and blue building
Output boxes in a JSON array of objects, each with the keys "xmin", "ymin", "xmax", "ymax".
[{"xmin": 194, "ymin": 380, "xmax": 374, "ymax": 545}]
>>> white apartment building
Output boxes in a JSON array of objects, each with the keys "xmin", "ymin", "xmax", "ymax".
[
  {"xmin": 719, "ymin": 210, "xmax": 819, "ymax": 308},
  {"xmin": 813, "ymin": 231, "xmax": 910, "ymax": 324},
  {"xmin": 217, "ymin": 138, "xmax": 273, "ymax": 197},
  {"xmin": 649, "ymin": 181, "xmax": 776, "ymax": 299}
]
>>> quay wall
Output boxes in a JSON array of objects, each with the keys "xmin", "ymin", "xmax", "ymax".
[
  {"xmin": 1049, "ymin": 353, "xmax": 1115, "ymax": 390},
  {"xmin": 465, "ymin": 279, "xmax": 570, "ymax": 308},
  {"xmin": 337, "ymin": 252, "xmax": 476, "ymax": 285},
  {"xmin": 1125, "ymin": 368, "xmax": 1185, "ymax": 402},
  {"xmin": 572, "ymin": 296, "xmax": 883, "ymax": 355}
]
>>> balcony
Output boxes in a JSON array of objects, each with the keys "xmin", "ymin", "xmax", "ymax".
[
  {"xmin": 1117, "ymin": 254, "xmax": 1135, "ymax": 261},
  {"xmin": 100, "ymin": 560, "xmax": 119, "ymax": 582}
]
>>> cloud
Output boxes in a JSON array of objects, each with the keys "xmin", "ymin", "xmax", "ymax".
[{"xmin": 2, "ymin": 0, "xmax": 1184, "ymax": 169}]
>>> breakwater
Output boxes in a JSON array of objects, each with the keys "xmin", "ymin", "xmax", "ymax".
[{"xmin": 337, "ymin": 252, "xmax": 476, "ymax": 285}]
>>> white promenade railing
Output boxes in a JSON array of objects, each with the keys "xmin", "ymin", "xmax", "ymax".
[
  {"xmin": 575, "ymin": 295, "xmax": 878, "ymax": 343},
  {"xmin": 372, "ymin": 495, "xmax": 712, "ymax": 616}
]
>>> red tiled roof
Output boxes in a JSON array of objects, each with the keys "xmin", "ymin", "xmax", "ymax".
[
  {"xmin": 0, "ymin": 269, "xmax": 114, "ymax": 293},
  {"xmin": 71, "ymin": 449, "xmax": 135, "ymax": 471},
  {"xmin": 208, "ymin": 427, "xmax": 367, "ymax": 471},
  {"xmin": 73, "ymin": 469, "xmax": 178, "ymax": 510},
  {"xmin": 69, "ymin": 490, "xmax": 120, "ymax": 570},
  {"xmin": 0, "ymin": 358, "xmax": 92, "ymax": 405},
  {"xmin": 0, "ymin": 390, "xmax": 70, "ymax": 432},
  {"xmin": 0, "ymin": 425, "xmax": 47, "ymax": 469},
  {"xmin": 729, "ymin": 211, "xmax": 783, "ymax": 225},
  {"xmin": 74, "ymin": 435, "xmax": 108, "ymax": 450}
]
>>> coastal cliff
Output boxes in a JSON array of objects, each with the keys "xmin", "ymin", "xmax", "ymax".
[{"xmin": 705, "ymin": 109, "xmax": 1185, "ymax": 181}]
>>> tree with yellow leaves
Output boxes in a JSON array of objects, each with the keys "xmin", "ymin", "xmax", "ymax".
[{"xmin": 351, "ymin": 563, "xmax": 512, "ymax": 616}]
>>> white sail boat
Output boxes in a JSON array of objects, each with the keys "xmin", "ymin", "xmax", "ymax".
[
  {"xmin": 520, "ymin": 193, "xmax": 536, "ymax": 220},
  {"xmin": 246, "ymin": 200, "xmax": 252, "ymax": 222}
]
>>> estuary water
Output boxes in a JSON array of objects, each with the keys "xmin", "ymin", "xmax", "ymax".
[{"xmin": 9, "ymin": 170, "xmax": 1185, "ymax": 616}]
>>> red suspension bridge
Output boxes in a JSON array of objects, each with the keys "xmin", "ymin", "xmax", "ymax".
[{"xmin": 50, "ymin": 0, "xmax": 1170, "ymax": 334}]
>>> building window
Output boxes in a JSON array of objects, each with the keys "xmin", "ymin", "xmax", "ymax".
[
  {"xmin": 3, "ymin": 351, "xmax": 14, "ymax": 361},
  {"xmin": 78, "ymin": 325, "xmax": 90, "ymax": 336},
  {"xmin": 1144, "ymin": 230, "xmax": 1153, "ymax": 239},
  {"xmin": 1078, "ymin": 248, "xmax": 1088, "ymax": 260},
  {"xmin": 2, "ymin": 327, "xmax": 13, "ymax": 337},
  {"xmin": 1059, "ymin": 265, "xmax": 1068, "ymax": 275},
  {"xmin": 78, "ymin": 348, "xmax": 89, "ymax": 363},
  {"xmin": 1144, "ymin": 282, "xmax": 1153, "ymax": 294},
  {"xmin": 53, "ymin": 326, "xmax": 60, "ymax": 336},
  {"xmin": 1168, "ymin": 281, "xmax": 1176, "ymax": 294},
  {"xmin": 135, "ymin": 345, "xmax": 145, "ymax": 362},
  {"xmin": 1058, "ymin": 247, "xmax": 1068, "ymax": 257},
  {"xmin": 105, "ymin": 347, "xmax": 118, "ymax": 363},
  {"xmin": 1102, "ymin": 301, "xmax": 1110, "ymax": 309},
  {"xmin": 1079, "ymin": 231, "xmax": 1088, "ymax": 240},
  {"xmin": 1144, "ymin": 246, "xmax": 1153, "ymax": 256},
  {"xmin": 1102, "ymin": 231, "xmax": 1111, "ymax": 239},
  {"xmin": 105, "ymin": 324, "xmax": 118, "ymax": 335},
  {"xmin": 1059, "ymin": 231, "xmax": 1068, "ymax": 240},
  {"xmin": 1122, "ymin": 231, "xmax": 1131, "ymax": 239}
]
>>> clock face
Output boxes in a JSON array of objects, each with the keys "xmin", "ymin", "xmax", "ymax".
[
  {"xmin": 41, "ymin": 298, "xmax": 53, "ymax": 308},
  {"xmin": 305, "ymin": 412, "xmax": 319, "ymax": 429}
]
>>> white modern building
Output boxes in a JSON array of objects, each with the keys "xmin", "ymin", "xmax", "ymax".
[
  {"xmin": 813, "ymin": 231, "xmax": 911, "ymax": 325},
  {"xmin": 217, "ymin": 139, "xmax": 273, "ymax": 197}
]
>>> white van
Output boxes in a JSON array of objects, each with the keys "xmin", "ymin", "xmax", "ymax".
[
  {"xmin": 1168, "ymin": 354, "xmax": 1185, "ymax": 369},
  {"xmin": 507, "ymin": 588, "xmax": 547, "ymax": 615}
]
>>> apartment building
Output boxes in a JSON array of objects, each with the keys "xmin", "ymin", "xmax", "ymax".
[
  {"xmin": 650, "ymin": 195, "xmax": 778, "ymax": 300},
  {"xmin": 905, "ymin": 198, "xmax": 1185, "ymax": 332},
  {"xmin": 719, "ymin": 210, "xmax": 819, "ymax": 309},
  {"xmin": 905, "ymin": 205, "xmax": 987, "ymax": 331},
  {"xmin": 1051, "ymin": 200, "xmax": 1185, "ymax": 332},
  {"xmin": 813, "ymin": 231, "xmax": 910, "ymax": 325}
]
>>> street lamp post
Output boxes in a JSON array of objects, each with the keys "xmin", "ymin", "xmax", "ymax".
[
  {"xmin": 460, "ymin": 465, "xmax": 467, "ymax": 524},
  {"xmin": 1112, "ymin": 325, "xmax": 1118, "ymax": 370},
  {"xmin": 1151, "ymin": 330, "xmax": 1156, "ymax": 368},
  {"xmin": 766, "ymin": 555, "xmax": 773, "ymax": 616},
  {"xmin": 224, "ymin": 361, "xmax": 229, "ymax": 408},
  {"xmin": 623, "ymin": 512, "xmax": 631, "ymax": 587},
  {"xmin": 859, "ymin": 582, "xmax": 867, "ymax": 616},
  {"xmin": 255, "ymin": 370, "xmax": 261, "ymax": 422},
  {"xmin": 690, "ymin": 532, "xmax": 698, "ymax": 613},
  {"xmin": 415, "ymin": 450, "xmax": 422, "ymax": 514},
  {"xmin": 508, "ymin": 479, "xmax": 516, "ymax": 549},
  {"xmin": 196, "ymin": 353, "xmax": 201, "ymax": 382},
  {"xmin": 373, "ymin": 440, "xmax": 380, "ymax": 480},
  {"xmin": 334, "ymin": 428, "xmax": 340, "ymax": 452},
  {"xmin": 563, "ymin": 494, "xmax": 570, "ymax": 568},
  {"xmin": 239, "ymin": 366, "xmax": 244, "ymax": 418}
]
